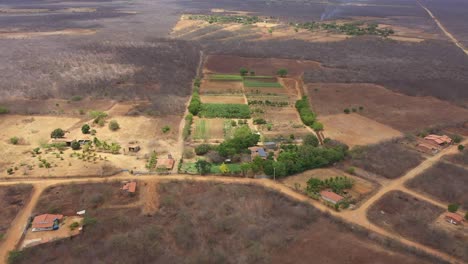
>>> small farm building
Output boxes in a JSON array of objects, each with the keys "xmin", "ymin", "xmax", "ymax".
[
  {"xmin": 249, "ymin": 146, "xmax": 267, "ymax": 160},
  {"xmin": 445, "ymin": 212, "xmax": 464, "ymax": 225},
  {"xmin": 320, "ymin": 191, "xmax": 344, "ymax": 205},
  {"xmin": 32, "ymin": 214, "xmax": 63, "ymax": 232},
  {"xmin": 424, "ymin": 135, "xmax": 452, "ymax": 146},
  {"xmin": 156, "ymin": 158, "xmax": 175, "ymax": 170},
  {"xmin": 121, "ymin": 181, "xmax": 137, "ymax": 193}
]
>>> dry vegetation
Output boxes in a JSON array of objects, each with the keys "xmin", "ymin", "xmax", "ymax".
[
  {"xmin": 406, "ymin": 161, "xmax": 468, "ymax": 210},
  {"xmin": 307, "ymin": 83, "xmax": 468, "ymax": 132},
  {"xmin": 443, "ymin": 149, "xmax": 468, "ymax": 166},
  {"xmin": 0, "ymin": 185, "xmax": 33, "ymax": 239},
  {"xmin": 13, "ymin": 182, "xmax": 437, "ymax": 264},
  {"xmin": 368, "ymin": 191, "xmax": 468, "ymax": 262},
  {"xmin": 348, "ymin": 140, "xmax": 424, "ymax": 179}
]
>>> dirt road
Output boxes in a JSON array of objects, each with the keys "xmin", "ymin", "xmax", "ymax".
[{"xmin": 416, "ymin": 0, "xmax": 468, "ymax": 56}]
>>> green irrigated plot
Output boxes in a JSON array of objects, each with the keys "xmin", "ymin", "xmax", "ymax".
[
  {"xmin": 199, "ymin": 104, "xmax": 251, "ymax": 118},
  {"xmin": 244, "ymin": 80, "xmax": 283, "ymax": 88},
  {"xmin": 208, "ymin": 74, "xmax": 243, "ymax": 81},
  {"xmin": 193, "ymin": 119, "xmax": 208, "ymax": 139}
]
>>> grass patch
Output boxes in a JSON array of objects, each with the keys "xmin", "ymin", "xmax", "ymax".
[
  {"xmin": 200, "ymin": 104, "xmax": 251, "ymax": 118},
  {"xmin": 244, "ymin": 80, "xmax": 283, "ymax": 88},
  {"xmin": 193, "ymin": 119, "xmax": 208, "ymax": 140},
  {"xmin": 210, "ymin": 163, "xmax": 242, "ymax": 174},
  {"xmin": 208, "ymin": 74, "xmax": 243, "ymax": 81},
  {"xmin": 179, "ymin": 162, "xmax": 198, "ymax": 174}
]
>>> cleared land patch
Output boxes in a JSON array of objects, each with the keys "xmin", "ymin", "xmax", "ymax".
[
  {"xmin": 319, "ymin": 113, "xmax": 403, "ymax": 147},
  {"xmin": 348, "ymin": 140, "xmax": 424, "ymax": 179},
  {"xmin": 204, "ymin": 55, "xmax": 321, "ymax": 77},
  {"xmin": 199, "ymin": 79, "xmax": 243, "ymax": 94},
  {"xmin": 15, "ymin": 182, "xmax": 434, "ymax": 264},
  {"xmin": 307, "ymin": 83, "xmax": 468, "ymax": 132},
  {"xmin": 406, "ymin": 161, "xmax": 468, "ymax": 210},
  {"xmin": 200, "ymin": 94, "xmax": 245, "ymax": 104},
  {"xmin": 368, "ymin": 191, "xmax": 467, "ymax": 262}
]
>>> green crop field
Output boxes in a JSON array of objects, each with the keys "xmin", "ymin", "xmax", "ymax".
[
  {"xmin": 193, "ymin": 119, "xmax": 208, "ymax": 139},
  {"xmin": 208, "ymin": 74, "xmax": 243, "ymax": 81},
  {"xmin": 210, "ymin": 163, "xmax": 242, "ymax": 174},
  {"xmin": 244, "ymin": 80, "xmax": 283, "ymax": 88},
  {"xmin": 200, "ymin": 103, "xmax": 251, "ymax": 118}
]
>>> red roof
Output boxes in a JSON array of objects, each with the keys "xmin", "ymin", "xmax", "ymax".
[
  {"xmin": 156, "ymin": 158, "xmax": 175, "ymax": 169},
  {"xmin": 320, "ymin": 191, "xmax": 344, "ymax": 203},
  {"xmin": 32, "ymin": 214, "xmax": 63, "ymax": 229},
  {"xmin": 122, "ymin": 182, "xmax": 137, "ymax": 193},
  {"xmin": 424, "ymin": 135, "xmax": 452, "ymax": 145},
  {"xmin": 445, "ymin": 212, "xmax": 463, "ymax": 222}
]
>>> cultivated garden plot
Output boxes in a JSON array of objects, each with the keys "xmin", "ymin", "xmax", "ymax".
[
  {"xmin": 192, "ymin": 118, "xmax": 225, "ymax": 141},
  {"xmin": 199, "ymin": 94, "xmax": 246, "ymax": 104},
  {"xmin": 368, "ymin": 191, "xmax": 468, "ymax": 262},
  {"xmin": 199, "ymin": 79, "xmax": 243, "ymax": 94}
]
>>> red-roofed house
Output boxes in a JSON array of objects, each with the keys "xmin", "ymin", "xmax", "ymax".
[
  {"xmin": 424, "ymin": 135, "xmax": 452, "ymax": 146},
  {"xmin": 121, "ymin": 181, "xmax": 137, "ymax": 193},
  {"xmin": 320, "ymin": 191, "xmax": 344, "ymax": 204},
  {"xmin": 445, "ymin": 212, "xmax": 464, "ymax": 225},
  {"xmin": 32, "ymin": 214, "xmax": 63, "ymax": 232}
]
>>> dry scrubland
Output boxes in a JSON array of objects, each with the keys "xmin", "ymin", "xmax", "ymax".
[
  {"xmin": 406, "ymin": 161, "xmax": 468, "ymax": 210},
  {"xmin": 307, "ymin": 83, "xmax": 468, "ymax": 132},
  {"xmin": 0, "ymin": 185, "xmax": 32, "ymax": 239},
  {"xmin": 13, "ymin": 182, "xmax": 435, "ymax": 264},
  {"xmin": 368, "ymin": 191, "xmax": 467, "ymax": 262},
  {"xmin": 348, "ymin": 140, "xmax": 424, "ymax": 179},
  {"xmin": 443, "ymin": 148, "xmax": 468, "ymax": 166}
]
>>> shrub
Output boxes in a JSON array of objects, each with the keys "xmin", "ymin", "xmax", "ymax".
[
  {"xmin": 312, "ymin": 122, "xmax": 324, "ymax": 132},
  {"xmin": 346, "ymin": 167, "xmax": 356, "ymax": 175},
  {"xmin": 195, "ymin": 144, "xmax": 211, "ymax": 155},
  {"xmin": 50, "ymin": 128, "xmax": 65, "ymax": 139},
  {"xmin": 188, "ymin": 91, "xmax": 202, "ymax": 115},
  {"xmin": 71, "ymin": 140, "xmax": 81, "ymax": 150},
  {"xmin": 451, "ymin": 134, "xmax": 462, "ymax": 144},
  {"xmin": 69, "ymin": 222, "xmax": 80, "ymax": 230},
  {"xmin": 8, "ymin": 250, "xmax": 23, "ymax": 264},
  {"xmin": 81, "ymin": 124, "xmax": 90, "ymax": 134},
  {"xmin": 82, "ymin": 216, "xmax": 97, "ymax": 226},
  {"xmin": 277, "ymin": 68, "xmax": 288, "ymax": 77},
  {"xmin": 7, "ymin": 168, "xmax": 14, "ymax": 175},
  {"xmin": 89, "ymin": 111, "xmax": 108, "ymax": 124},
  {"xmin": 465, "ymin": 212, "xmax": 468, "ymax": 221},
  {"xmin": 108, "ymin": 120, "xmax": 120, "ymax": 131},
  {"xmin": 253, "ymin": 118, "xmax": 267, "ymax": 125},
  {"xmin": 458, "ymin": 145, "xmax": 465, "ymax": 151},
  {"xmin": 71, "ymin": 95, "xmax": 82, "ymax": 102},
  {"xmin": 303, "ymin": 134, "xmax": 319, "ymax": 147},
  {"xmin": 162, "ymin": 126, "xmax": 171, "ymax": 134},
  {"xmin": 240, "ymin": 67, "xmax": 248, "ymax": 76},
  {"xmin": 9, "ymin": 137, "xmax": 19, "ymax": 145},
  {"xmin": 183, "ymin": 114, "xmax": 193, "ymax": 140},
  {"xmin": 448, "ymin": 203, "xmax": 459, "ymax": 212},
  {"xmin": 0, "ymin": 106, "xmax": 9, "ymax": 114},
  {"xmin": 344, "ymin": 108, "xmax": 350, "ymax": 114},
  {"xmin": 295, "ymin": 97, "xmax": 316, "ymax": 126}
]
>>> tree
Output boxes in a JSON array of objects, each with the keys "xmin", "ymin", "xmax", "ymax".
[
  {"xmin": 50, "ymin": 128, "xmax": 65, "ymax": 139},
  {"xmin": 71, "ymin": 140, "xmax": 81, "ymax": 150},
  {"xmin": 162, "ymin": 126, "xmax": 171, "ymax": 133},
  {"xmin": 344, "ymin": 108, "xmax": 350, "ymax": 114},
  {"xmin": 219, "ymin": 163, "xmax": 230, "ymax": 174},
  {"xmin": 240, "ymin": 67, "xmax": 248, "ymax": 76},
  {"xmin": 451, "ymin": 134, "xmax": 462, "ymax": 144},
  {"xmin": 303, "ymin": 134, "xmax": 319, "ymax": 147},
  {"xmin": 108, "ymin": 120, "xmax": 120, "ymax": 131},
  {"xmin": 240, "ymin": 163, "xmax": 251, "ymax": 177},
  {"xmin": 312, "ymin": 122, "xmax": 324, "ymax": 132},
  {"xmin": 195, "ymin": 144, "xmax": 211, "ymax": 155},
  {"xmin": 448, "ymin": 203, "xmax": 459, "ymax": 213},
  {"xmin": 458, "ymin": 145, "xmax": 465, "ymax": 151},
  {"xmin": 81, "ymin": 124, "xmax": 90, "ymax": 134},
  {"xmin": 306, "ymin": 178, "xmax": 323, "ymax": 194},
  {"xmin": 277, "ymin": 68, "xmax": 288, "ymax": 77},
  {"xmin": 109, "ymin": 142, "xmax": 121, "ymax": 154},
  {"xmin": 195, "ymin": 160, "xmax": 211, "ymax": 175}
]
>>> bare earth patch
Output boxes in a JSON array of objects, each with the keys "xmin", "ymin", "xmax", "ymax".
[
  {"xmin": 199, "ymin": 79, "xmax": 243, "ymax": 94},
  {"xmin": 200, "ymin": 94, "xmax": 246, "ymax": 104},
  {"xmin": 319, "ymin": 113, "xmax": 403, "ymax": 147},
  {"xmin": 307, "ymin": 83, "xmax": 468, "ymax": 132},
  {"xmin": 0, "ymin": 29, "xmax": 97, "ymax": 39}
]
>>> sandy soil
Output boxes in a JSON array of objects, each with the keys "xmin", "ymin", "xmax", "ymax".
[
  {"xmin": 319, "ymin": 113, "xmax": 403, "ymax": 147},
  {"xmin": 307, "ymin": 83, "xmax": 468, "ymax": 132},
  {"xmin": 200, "ymin": 94, "xmax": 246, "ymax": 104},
  {"xmin": 199, "ymin": 79, "xmax": 244, "ymax": 94},
  {"xmin": 0, "ymin": 29, "xmax": 97, "ymax": 39}
]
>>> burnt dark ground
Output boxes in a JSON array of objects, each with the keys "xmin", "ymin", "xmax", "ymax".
[{"xmin": 0, "ymin": 0, "xmax": 468, "ymax": 113}]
